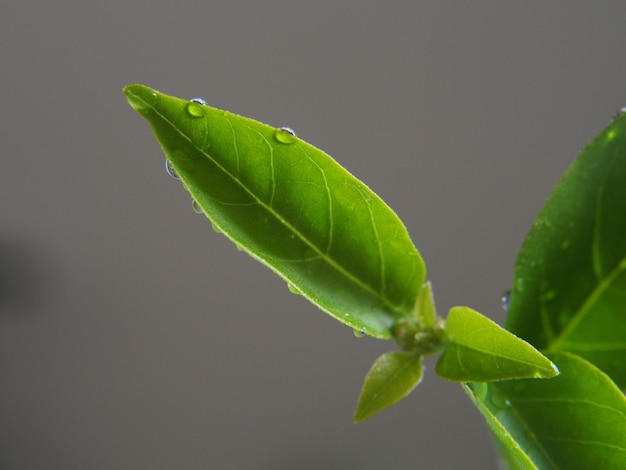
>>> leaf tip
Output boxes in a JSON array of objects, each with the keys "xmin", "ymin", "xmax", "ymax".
[
  {"xmin": 539, "ymin": 360, "xmax": 560, "ymax": 379},
  {"xmin": 353, "ymin": 352, "xmax": 424, "ymax": 423},
  {"xmin": 352, "ymin": 407, "xmax": 369, "ymax": 423},
  {"xmin": 123, "ymin": 83, "xmax": 157, "ymax": 113}
]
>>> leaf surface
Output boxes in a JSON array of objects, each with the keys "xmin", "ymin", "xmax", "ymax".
[
  {"xmin": 124, "ymin": 84, "xmax": 425, "ymax": 338},
  {"xmin": 435, "ymin": 307, "xmax": 558, "ymax": 382},
  {"xmin": 506, "ymin": 112, "xmax": 626, "ymax": 386},
  {"xmin": 473, "ymin": 113, "xmax": 626, "ymax": 467},
  {"xmin": 354, "ymin": 351, "xmax": 423, "ymax": 422},
  {"xmin": 464, "ymin": 352, "xmax": 626, "ymax": 469}
]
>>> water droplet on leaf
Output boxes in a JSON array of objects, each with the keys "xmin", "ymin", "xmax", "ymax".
[
  {"xmin": 543, "ymin": 290, "xmax": 556, "ymax": 301},
  {"xmin": 512, "ymin": 381, "xmax": 528, "ymax": 394},
  {"xmin": 274, "ymin": 127, "xmax": 297, "ymax": 144},
  {"xmin": 210, "ymin": 221, "xmax": 222, "ymax": 234},
  {"xmin": 500, "ymin": 289, "xmax": 511, "ymax": 312},
  {"xmin": 186, "ymin": 102, "xmax": 205, "ymax": 117},
  {"xmin": 470, "ymin": 382, "xmax": 488, "ymax": 400},
  {"xmin": 611, "ymin": 107, "xmax": 626, "ymax": 121},
  {"xmin": 490, "ymin": 392, "xmax": 512, "ymax": 411},
  {"xmin": 353, "ymin": 329, "xmax": 366, "ymax": 338},
  {"xmin": 189, "ymin": 97, "xmax": 207, "ymax": 106},
  {"xmin": 558, "ymin": 312, "xmax": 570, "ymax": 328},
  {"xmin": 191, "ymin": 199, "xmax": 203, "ymax": 214},
  {"xmin": 287, "ymin": 283, "xmax": 302, "ymax": 295},
  {"xmin": 164, "ymin": 159, "xmax": 179, "ymax": 179}
]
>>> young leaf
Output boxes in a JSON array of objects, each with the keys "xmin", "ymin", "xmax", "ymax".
[
  {"xmin": 124, "ymin": 85, "xmax": 426, "ymax": 338},
  {"xmin": 506, "ymin": 112, "xmax": 626, "ymax": 387},
  {"xmin": 435, "ymin": 306, "xmax": 559, "ymax": 382},
  {"xmin": 354, "ymin": 351, "xmax": 423, "ymax": 422},
  {"xmin": 464, "ymin": 352, "xmax": 626, "ymax": 469},
  {"xmin": 415, "ymin": 280, "xmax": 436, "ymax": 328}
]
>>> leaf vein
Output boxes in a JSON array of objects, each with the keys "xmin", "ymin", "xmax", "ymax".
[{"xmin": 149, "ymin": 102, "xmax": 403, "ymax": 314}]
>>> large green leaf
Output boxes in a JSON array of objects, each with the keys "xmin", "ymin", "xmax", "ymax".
[
  {"xmin": 506, "ymin": 112, "xmax": 626, "ymax": 386},
  {"xmin": 124, "ymin": 84, "xmax": 425, "ymax": 338},
  {"xmin": 435, "ymin": 306, "xmax": 558, "ymax": 382},
  {"xmin": 470, "ymin": 112, "xmax": 626, "ymax": 467},
  {"xmin": 464, "ymin": 352, "xmax": 626, "ymax": 469}
]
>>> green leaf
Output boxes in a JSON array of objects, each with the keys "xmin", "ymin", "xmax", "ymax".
[
  {"xmin": 435, "ymin": 306, "xmax": 559, "ymax": 382},
  {"xmin": 506, "ymin": 112, "xmax": 626, "ymax": 387},
  {"xmin": 354, "ymin": 351, "xmax": 423, "ymax": 422},
  {"xmin": 415, "ymin": 280, "xmax": 436, "ymax": 328},
  {"xmin": 123, "ymin": 84, "xmax": 426, "ymax": 338},
  {"xmin": 464, "ymin": 351, "xmax": 626, "ymax": 469}
]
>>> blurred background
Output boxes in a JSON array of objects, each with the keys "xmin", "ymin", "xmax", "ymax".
[{"xmin": 1, "ymin": 1, "xmax": 625, "ymax": 468}]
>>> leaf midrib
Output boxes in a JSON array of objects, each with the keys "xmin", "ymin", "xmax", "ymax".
[
  {"xmin": 136, "ymin": 91, "xmax": 405, "ymax": 317},
  {"xmin": 547, "ymin": 257, "xmax": 626, "ymax": 352}
]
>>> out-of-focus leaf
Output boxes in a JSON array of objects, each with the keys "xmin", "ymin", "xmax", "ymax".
[
  {"xmin": 435, "ymin": 307, "xmax": 558, "ymax": 382},
  {"xmin": 354, "ymin": 351, "xmax": 423, "ymax": 422},
  {"xmin": 123, "ymin": 84, "xmax": 425, "ymax": 338},
  {"xmin": 464, "ymin": 352, "xmax": 626, "ymax": 469},
  {"xmin": 506, "ymin": 112, "xmax": 626, "ymax": 386}
]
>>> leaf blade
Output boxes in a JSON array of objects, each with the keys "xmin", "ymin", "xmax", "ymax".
[
  {"xmin": 124, "ymin": 84, "xmax": 426, "ymax": 338},
  {"xmin": 464, "ymin": 351, "xmax": 626, "ymax": 469},
  {"xmin": 436, "ymin": 307, "xmax": 558, "ymax": 382},
  {"xmin": 354, "ymin": 351, "xmax": 423, "ymax": 422},
  {"xmin": 506, "ymin": 113, "xmax": 626, "ymax": 386}
]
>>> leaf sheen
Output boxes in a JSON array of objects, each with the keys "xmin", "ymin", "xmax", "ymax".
[
  {"xmin": 436, "ymin": 307, "xmax": 558, "ymax": 382},
  {"xmin": 506, "ymin": 113, "xmax": 626, "ymax": 386},
  {"xmin": 354, "ymin": 351, "xmax": 423, "ymax": 422},
  {"xmin": 486, "ymin": 114, "xmax": 626, "ymax": 467},
  {"xmin": 124, "ymin": 84, "xmax": 426, "ymax": 338},
  {"xmin": 464, "ymin": 352, "xmax": 626, "ymax": 469}
]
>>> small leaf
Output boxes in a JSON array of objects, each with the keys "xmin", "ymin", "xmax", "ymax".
[
  {"xmin": 506, "ymin": 112, "xmax": 626, "ymax": 387},
  {"xmin": 435, "ymin": 306, "xmax": 559, "ymax": 382},
  {"xmin": 124, "ymin": 84, "xmax": 426, "ymax": 338},
  {"xmin": 354, "ymin": 351, "xmax": 423, "ymax": 422},
  {"xmin": 415, "ymin": 280, "xmax": 436, "ymax": 327},
  {"xmin": 463, "ymin": 351, "xmax": 626, "ymax": 469}
]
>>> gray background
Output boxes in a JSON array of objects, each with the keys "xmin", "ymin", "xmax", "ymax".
[{"xmin": 1, "ymin": 1, "xmax": 625, "ymax": 469}]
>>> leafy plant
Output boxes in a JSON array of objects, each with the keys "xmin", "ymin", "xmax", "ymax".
[{"xmin": 124, "ymin": 84, "xmax": 626, "ymax": 468}]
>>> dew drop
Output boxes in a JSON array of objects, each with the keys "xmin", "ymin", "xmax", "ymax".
[
  {"xmin": 186, "ymin": 102, "xmax": 205, "ymax": 118},
  {"xmin": 500, "ymin": 289, "xmax": 511, "ymax": 312},
  {"xmin": 543, "ymin": 290, "xmax": 556, "ymax": 301},
  {"xmin": 210, "ymin": 221, "xmax": 223, "ymax": 234},
  {"xmin": 274, "ymin": 127, "xmax": 297, "ymax": 144},
  {"xmin": 164, "ymin": 159, "xmax": 179, "ymax": 180},
  {"xmin": 525, "ymin": 430, "xmax": 537, "ymax": 442},
  {"xmin": 611, "ymin": 106, "xmax": 626, "ymax": 121},
  {"xmin": 490, "ymin": 392, "xmax": 511, "ymax": 410},
  {"xmin": 470, "ymin": 382, "xmax": 488, "ymax": 400},
  {"xmin": 189, "ymin": 97, "xmax": 207, "ymax": 106},
  {"xmin": 191, "ymin": 199, "xmax": 203, "ymax": 214},
  {"xmin": 512, "ymin": 381, "xmax": 528, "ymax": 394},
  {"xmin": 287, "ymin": 283, "xmax": 302, "ymax": 295},
  {"xmin": 353, "ymin": 329, "xmax": 366, "ymax": 338}
]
